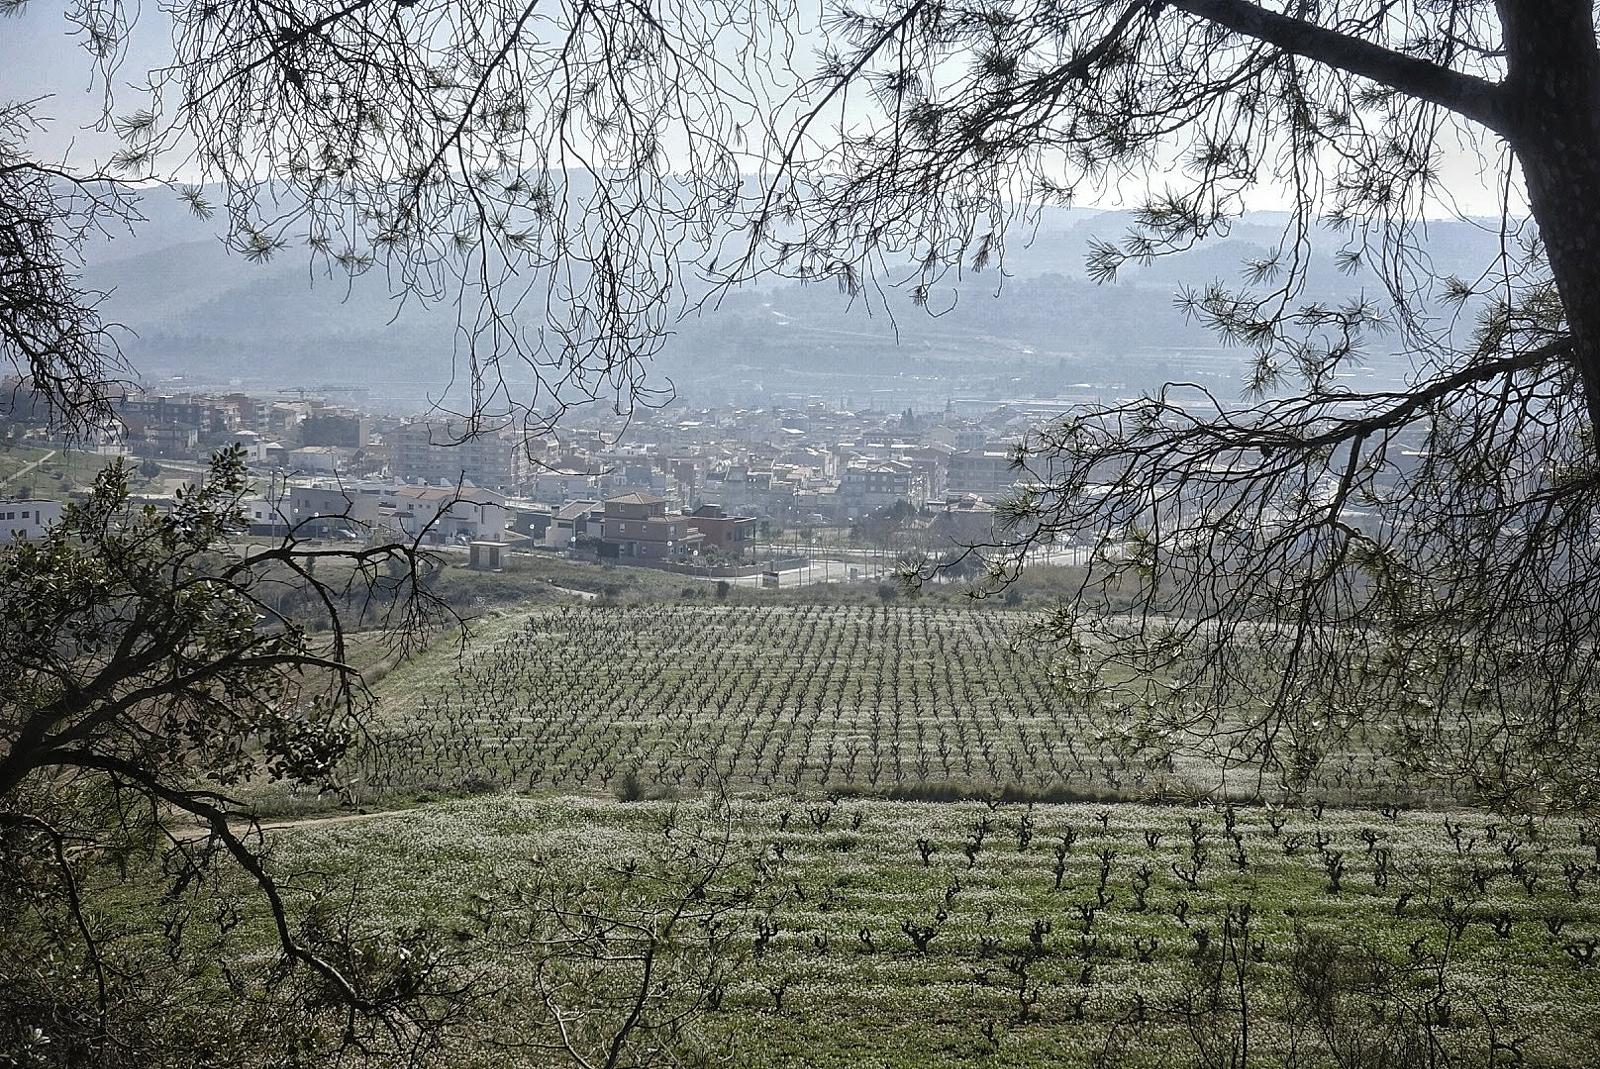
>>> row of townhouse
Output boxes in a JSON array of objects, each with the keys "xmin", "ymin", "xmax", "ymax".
[
  {"xmin": 533, "ymin": 492, "xmax": 756, "ymax": 562},
  {"xmin": 243, "ymin": 483, "xmax": 510, "ymax": 545},
  {"xmin": 114, "ymin": 393, "xmax": 368, "ymax": 460}
]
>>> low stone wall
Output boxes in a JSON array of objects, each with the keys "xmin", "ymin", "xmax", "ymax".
[{"xmin": 654, "ymin": 555, "xmax": 809, "ymax": 578}]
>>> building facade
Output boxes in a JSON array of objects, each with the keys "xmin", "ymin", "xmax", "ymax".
[
  {"xmin": 389, "ymin": 423, "xmax": 516, "ymax": 490},
  {"xmin": 840, "ymin": 461, "xmax": 924, "ymax": 512},
  {"xmin": 387, "ymin": 486, "xmax": 509, "ymax": 543},
  {"xmin": 685, "ymin": 504, "xmax": 756, "ymax": 558},
  {"xmin": 599, "ymin": 493, "xmax": 704, "ymax": 560},
  {"xmin": 0, "ymin": 499, "xmax": 62, "ymax": 541}
]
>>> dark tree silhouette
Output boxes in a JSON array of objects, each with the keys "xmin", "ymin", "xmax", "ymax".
[
  {"xmin": 0, "ymin": 448, "xmax": 470, "ymax": 1065},
  {"xmin": 18, "ymin": 0, "xmax": 796, "ymax": 436},
  {"xmin": 2, "ymin": 7, "xmax": 795, "ymax": 1059},
  {"xmin": 0, "ymin": 98, "xmax": 133, "ymax": 431},
  {"xmin": 88, "ymin": 0, "xmax": 1591, "ymax": 811},
  {"xmin": 6, "ymin": 0, "xmax": 1600, "ymax": 839}
]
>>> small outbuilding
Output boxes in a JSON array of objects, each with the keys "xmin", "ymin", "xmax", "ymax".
[{"xmin": 468, "ymin": 540, "xmax": 506, "ymax": 571}]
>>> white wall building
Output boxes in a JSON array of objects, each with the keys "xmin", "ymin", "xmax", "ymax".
[
  {"xmin": 0, "ymin": 499, "xmax": 63, "ymax": 541},
  {"xmin": 288, "ymin": 445, "xmax": 342, "ymax": 475},
  {"xmin": 387, "ymin": 486, "xmax": 509, "ymax": 544},
  {"xmin": 389, "ymin": 422, "xmax": 516, "ymax": 489}
]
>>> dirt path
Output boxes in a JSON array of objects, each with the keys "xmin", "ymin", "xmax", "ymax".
[
  {"xmin": 170, "ymin": 806, "xmax": 418, "ymax": 844},
  {"xmin": 0, "ymin": 449, "xmax": 55, "ymax": 489},
  {"xmin": 547, "ymin": 580, "xmax": 599, "ymax": 600},
  {"xmin": 254, "ymin": 808, "xmax": 413, "ymax": 833}
]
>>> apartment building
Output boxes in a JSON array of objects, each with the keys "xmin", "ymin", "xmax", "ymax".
[
  {"xmin": 599, "ymin": 492, "xmax": 703, "ymax": 561},
  {"xmin": 389, "ymin": 422, "xmax": 516, "ymax": 490}
]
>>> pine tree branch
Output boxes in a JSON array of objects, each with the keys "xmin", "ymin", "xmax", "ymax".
[{"xmin": 1167, "ymin": 0, "xmax": 1509, "ymax": 131}]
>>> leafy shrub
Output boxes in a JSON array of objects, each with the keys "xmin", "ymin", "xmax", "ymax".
[{"xmin": 614, "ymin": 770, "xmax": 646, "ymax": 802}]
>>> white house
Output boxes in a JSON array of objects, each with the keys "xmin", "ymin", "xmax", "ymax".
[
  {"xmin": 288, "ymin": 484, "xmax": 381, "ymax": 537},
  {"xmin": 545, "ymin": 499, "xmax": 602, "ymax": 547},
  {"xmin": 239, "ymin": 484, "xmax": 383, "ymax": 537},
  {"xmin": 288, "ymin": 445, "xmax": 342, "ymax": 475},
  {"xmin": 239, "ymin": 439, "xmax": 290, "ymax": 468},
  {"xmin": 241, "ymin": 494, "xmax": 288, "ymax": 533},
  {"xmin": 0, "ymin": 499, "xmax": 63, "ymax": 541},
  {"xmin": 386, "ymin": 486, "xmax": 509, "ymax": 544}
]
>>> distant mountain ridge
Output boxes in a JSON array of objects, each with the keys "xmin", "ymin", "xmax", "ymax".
[{"xmin": 79, "ymin": 190, "xmax": 1511, "ymax": 409}]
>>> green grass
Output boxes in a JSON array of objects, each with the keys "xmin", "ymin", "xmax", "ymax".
[
  {"xmin": 428, "ymin": 550, "xmax": 702, "ymax": 610},
  {"xmin": 0, "ymin": 443, "xmax": 180, "ymax": 496}
]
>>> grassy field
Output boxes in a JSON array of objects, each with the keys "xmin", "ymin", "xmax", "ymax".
[
  {"xmin": 271, "ymin": 793, "xmax": 1600, "ymax": 1067},
  {"xmin": 347, "ymin": 604, "xmax": 1392, "ymax": 806},
  {"xmin": 0, "ymin": 443, "xmax": 203, "ymax": 498},
  {"xmin": 0, "ymin": 444, "xmax": 127, "ymax": 492}
]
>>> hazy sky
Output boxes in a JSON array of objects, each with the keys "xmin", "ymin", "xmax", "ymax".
[
  {"xmin": 0, "ymin": 9, "xmax": 160, "ymax": 156},
  {"xmin": 1, "ymin": 4, "xmax": 1520, "ymax": 219}
]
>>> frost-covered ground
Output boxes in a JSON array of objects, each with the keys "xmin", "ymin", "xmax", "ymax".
[{"xmin": 272, "ymin": 794, "xmax": 1600, "ymax": 1068}]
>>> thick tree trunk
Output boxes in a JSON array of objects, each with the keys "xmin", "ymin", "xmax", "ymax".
[
  {"xmin": 1497, "ymin": 0, "xmax": 1600, "ymax": 436},
  {"xmin": 1522, "ymin": 146, "xmax": 1600, "ymax": 437}
]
